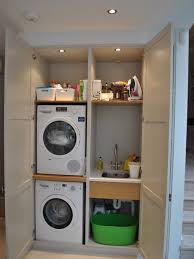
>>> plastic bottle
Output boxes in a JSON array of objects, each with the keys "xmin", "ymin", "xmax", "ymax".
[
  {"xmin": 80, "ymin": 80, "xmax": 84, "ymax": 100},
  {"xmin": 96, "ymin": 157, "xmax": 104, "ymax": 172}
]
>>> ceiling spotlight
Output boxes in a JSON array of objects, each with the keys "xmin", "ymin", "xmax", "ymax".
[
  {"xmin": 115, "ymin": 48, "xmax": 121, "ymax": 52},
  {"xmin": 23, "ymin": 10, "xmax": 39, "ymax": 22},
  {"xmin": 59, "ymin": 49, "xmax": 65, "ymax": 53},
  {"xmin": 107, "ymin": 9, "xmax": 117, "ymax": 14}
]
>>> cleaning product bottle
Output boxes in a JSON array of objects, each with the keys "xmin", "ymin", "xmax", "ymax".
[
  {"xmin": 96, "ymin": 156, "xmax": 104, "ymax": 172},
  {"xmin": 80, "ymin": 80, "xmax": 84, "ymax": 100}
]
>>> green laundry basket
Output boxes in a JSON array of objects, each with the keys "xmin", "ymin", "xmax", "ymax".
[{"xmin": 91, "ymin": 213, "xmax": 138, "ymax": 246}]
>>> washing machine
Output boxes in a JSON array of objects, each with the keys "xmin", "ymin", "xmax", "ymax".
[
  {"xmin": 37, "ymin": 105, "xmax": 86, "ymax": 175},
  {"xmin": 36, "ymin": 180, "xmax": 84, "ymax": 244}
]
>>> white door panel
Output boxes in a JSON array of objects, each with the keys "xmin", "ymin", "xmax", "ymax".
[
  {"xmin": 5, "ymin": 182, "xmax": 34, "ymax": 259},
  {"xmin": 139, "ymin": 25, "xmax": 173, "ymax": 259},
  {"xmin": 5, "ymin": 28, "xmax": 32, "ymax": 120},
  {"xmin": 4, "ymin": 119, "xmax": 31, "ymax": 194},
  {"xmin": 141, "ymin": 123, "xmax": 169, "ymax": 199},
  {"xmin": 143, "ymin": 28, "xmax": 172, "ymax": 123},
  {"xmin": 4, "ymin": 28, "xmax": 34, "ymax": 259},
  {"xmin": 140, "ymin": 192, "xmax": 165, "ymax": 259}
]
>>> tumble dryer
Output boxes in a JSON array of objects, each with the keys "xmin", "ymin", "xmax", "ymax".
[{"xmin": 37, "ymin": 105, "xmax": 86, "ymax": 175}]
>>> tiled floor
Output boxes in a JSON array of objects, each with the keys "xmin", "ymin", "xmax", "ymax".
[
  {"xmin": 0, "ymin": 218, "xmax": 5, "ymax": 259},
  {"xmin": 25, "ymin": 250, "xmax": 136, "ymax": 259}
]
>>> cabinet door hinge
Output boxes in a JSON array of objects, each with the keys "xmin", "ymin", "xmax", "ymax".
[{"xmin": 169, "ymin": 193, "xmax": 172, "ymax": 202}]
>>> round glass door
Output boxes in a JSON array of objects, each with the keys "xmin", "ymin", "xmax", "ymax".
[
  {"xmin": 43, "ymin": 198, "xmax": 73, "ymax": 229},
  {"xmin": 43, "ymin": 121, "xmax": 77, "ymax": 155}
]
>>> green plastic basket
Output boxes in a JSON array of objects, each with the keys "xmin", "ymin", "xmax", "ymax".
[{"xmin": 91, "ymin": 213, "xmax": 138, "ymax": 246}]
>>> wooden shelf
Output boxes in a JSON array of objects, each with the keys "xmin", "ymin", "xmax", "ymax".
[
  {"xmin": 33, "ymin": 174, "xmax": 86, "ymax": 183},
  {"xmin": 90, "ymin": 181, "xmax": 140, "ymax": 200},
  {"xmin": 36, "ymin": 100, "xmax": 87, "ymax": 105},
  {"xmin": 92, "ymin": 99, "xmax": 143, "ymax": 105}
]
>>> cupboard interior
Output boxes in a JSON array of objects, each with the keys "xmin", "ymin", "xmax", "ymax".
[
  {"xmin": 34, "ymin": 46, "xmax": 144, "ymax": 249},
  {"xmin": 89, "ymin": 198, "xmax": 140, "ymax": 245},
  {"xmin": 90, "ymin": 105, "xmax": 142, "ymax": 174},
  {"xmin": 89, "ymin": 47, "xmax": 143, "ymax": 176}
]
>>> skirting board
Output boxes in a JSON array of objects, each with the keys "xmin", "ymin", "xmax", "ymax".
[
  {"xmin": 32, "ymin": 240, "xmax": 140, "ymax": 257},
  {"xmin": 16, "ymin": 239, "xmax": 33, "ymax": 259}
]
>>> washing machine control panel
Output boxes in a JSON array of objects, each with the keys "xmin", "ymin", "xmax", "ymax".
[
  {"xmin": 37, "ymin": 182, "xmax": 83, "ymax": 194},
  {"xmin": 53, "ymin": 183, "xmax": 78, "ymax": 192},
  {"xmin": 56, "ymin": 106, "xmax": 76, "ymax": 114}
]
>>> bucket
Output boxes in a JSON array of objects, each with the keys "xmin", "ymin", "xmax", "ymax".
[
  {"xmin": 91, "ymin": 213, "xmax": 138, "ymax": 246},
  {"xmin": 129, "ymin": 162, "xmax": 140, "ymax": 178}
]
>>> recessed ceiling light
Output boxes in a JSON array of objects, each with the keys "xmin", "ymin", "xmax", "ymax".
[
  {"xmin": 107, "ymin": 9, "xmax": 117, "ymax": 14},
  {"xmin": 23, "ymin": 10, "xmax": 39, "ymax": 22},
  {"xmin": 115, "ymin": 48, "xmax": 121, "ymax": 52},
  {"xmin": 59, "ymin": 49, "xmax": 65, "ymax": 53}
]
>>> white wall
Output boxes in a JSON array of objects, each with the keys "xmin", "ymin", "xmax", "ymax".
[
  {"xmin": 95, "ymin": 105, "xmax": 142, "ymax": 166},
  {"xmin": 96, "ymin": 61, "xmax": 142, "ymax": 86},
  {"xmin": 31, "ymin": 54, "xmax": 48, "ymax": 113},
  {"xmin": 48, "ymin": 63, "xmax": 88, "ymax": 84}
]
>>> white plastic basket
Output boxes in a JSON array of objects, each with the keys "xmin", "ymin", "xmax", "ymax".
[
  {"xmin": 56, "ymin": 88, "xmax": 75, "ymax": 101},
  {"xmin": 36, "ymin": 88, "xmax": 56, "ymax": 101}
]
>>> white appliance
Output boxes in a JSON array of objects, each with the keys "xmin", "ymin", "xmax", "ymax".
[
  {"xmin": 37, "ymin": 105, "xmax": 86, "ymax": 175},
  {"xmin": 36, "ymin": 181, "xmax": 83, "ymax": 244}
]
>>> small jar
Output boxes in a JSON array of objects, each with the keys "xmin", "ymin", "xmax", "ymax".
[{"xmin": 123, "ymin": 90, "xmax": 129, "ymax": 101}]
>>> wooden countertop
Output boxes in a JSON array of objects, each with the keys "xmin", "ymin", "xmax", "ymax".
[
  {"xmin": 36, "ymin": 100, "xmax": 87, "ymax": 105},
  {"xmin": 92, "ymin": 99, "xmax": 143, "ymax": 105},
  {"xmin": 33, "ymin": 174, "xmax": 86, "ymax": 183}
]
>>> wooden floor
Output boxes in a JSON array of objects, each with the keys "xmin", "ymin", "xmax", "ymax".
[
  {"xmin": 25, "ymin": 250, "xmax": 136, "ymax": 259},
  {"xmin": 0, "ymin": 218, "xmax": 5, "ymax": 259}
]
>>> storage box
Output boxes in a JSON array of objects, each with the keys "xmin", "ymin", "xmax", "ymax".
[
  {"xmin": 36, "ymin": 88, "xmax": 56, "ymax": 101},
  {"xmin": 56, "ymin": 88, "xmax": 75, "ymax": 101},
  {"xmin": 92, "ymin": 80, "xmax": 102, "ymax": 100}
]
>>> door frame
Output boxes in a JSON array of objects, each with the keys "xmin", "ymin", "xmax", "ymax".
[{"xmin": 165, "ymin": 28, "xmax": 189, "ymax": 259}]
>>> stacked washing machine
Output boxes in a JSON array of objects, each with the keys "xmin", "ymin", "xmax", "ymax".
[{"xmin": 36, "ymin": 105, "xmax": 86, "ymax": 244}]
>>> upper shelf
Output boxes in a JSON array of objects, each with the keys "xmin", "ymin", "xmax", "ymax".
[
  {"xmin": 92, "ymin": 99, "xmax": 143, "ymax": 106},
  {"xmin": 36, "ymin": 100, "xmax": 87, "ymax": 105}
]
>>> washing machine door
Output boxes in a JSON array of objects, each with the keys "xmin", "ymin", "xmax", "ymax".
[
  {"xmin": 42, "ymin": 197, "xmax": 75, "ymax": 229},
  {"xmin": 43, "ymin": 119, "xmax": 79, "ymax": 156}
]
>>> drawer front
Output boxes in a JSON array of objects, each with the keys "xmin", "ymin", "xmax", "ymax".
[{"xmin": 90, "ymin": 182, "xmax": 140, "ymax": 200}]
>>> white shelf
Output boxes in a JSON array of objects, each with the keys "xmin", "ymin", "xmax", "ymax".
[{"xmin": 90, "ymin": 170, "xmax": 142, "ymax": 184}]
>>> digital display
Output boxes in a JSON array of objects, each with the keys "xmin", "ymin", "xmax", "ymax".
[{"xmin": 56, "ymin": 107, "xmax": 67, "ymax": 112}]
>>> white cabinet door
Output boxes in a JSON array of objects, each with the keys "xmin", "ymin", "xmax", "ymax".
[
  {"xmin": 139, "ymin": 25, "xmax": 173, "ymax": 259},
  {"xmin": 143, "ymin": 26, "xmax": 172, "ymax": 123},
  {"xmin": 4, "ymin": 29, "xmax": 31, "ymax": 120},
  {"xmin": 4, "ymin": 28, "xmax": 34, "ymax": 259}
]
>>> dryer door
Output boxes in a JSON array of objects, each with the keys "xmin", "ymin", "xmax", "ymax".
[
  {"xmin": 43, "ymin": 120, "xmax": 78, "ymax": 156},
  {"xmin": 42, "ymin": 197, "xmax": 74, "ymax": 229}
]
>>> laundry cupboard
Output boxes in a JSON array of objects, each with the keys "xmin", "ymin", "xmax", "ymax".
[{"xmin": 4, "ymin": 25, "xmax": 189, "ymax": 259}]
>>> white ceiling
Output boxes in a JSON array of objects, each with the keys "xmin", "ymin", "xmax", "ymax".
[{"xmin": 0, "ymin": 0, "xmax": 193, "ymax": 47}]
